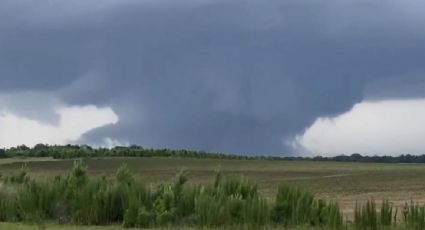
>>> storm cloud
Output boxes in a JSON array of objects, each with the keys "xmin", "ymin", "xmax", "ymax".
[{"xmin": 1, "ymin": 0, "xmax": 425, "ymax": 155}]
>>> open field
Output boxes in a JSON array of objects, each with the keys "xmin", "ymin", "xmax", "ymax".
[
  {"xmin": 1, "ymin": 156, "xmax": 425, "ymax": 218},
  {"xmin": 0, "ymin": 157, "xmax": 59, "ymax": 165}
]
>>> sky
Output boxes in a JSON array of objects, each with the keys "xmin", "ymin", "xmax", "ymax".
[{"xmin": 1, "ymin": 0, "xmax": 425, "ymax": 156}]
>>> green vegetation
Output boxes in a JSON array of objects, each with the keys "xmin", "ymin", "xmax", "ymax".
[
  {"xmin": 2, "ymin": 160, "xmax": 425, "ymax": 229},
  {"xmin": 2, "ymin": 148, "xmax": 425, "ymax": 229},
  {"xmin": 272, "ymin": 186, "xmax": 342, "ymax": 228},
  {"xmin": 1, "ymin": 144, "xmax": 252, "ymax": 160},
  {"xmin": 3, "ymin": 156, "xmax": 425, "ymax": 199},
  {"xmin": 0, "ymin": 222, "xmax": 143, "ymax": 230},
  {"xmin": 0, "ymin": 161, "xmax": 343, "ymax": 229},
  {"xmin": 3, "ymin": 156, "xmax": 425, "ymax": 218},
  {"xmin": 402, "ymin": 201, "xmax": 425, "ymax": 230},
  {"xmin": 4, "ymin": 144, "xmax": 425, "ymax": 164},
  {"xmin": 351, "ymin": 200, "xmax": 425, "ymax": 230}
]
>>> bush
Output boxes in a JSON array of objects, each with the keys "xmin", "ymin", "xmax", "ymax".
[
  {"xmin": 115, "ymin": 164, "xmax": 134, "ymax": 186},
  {"xmin": 273, "ymin": 185, "xmax": 343, "ymax": 229}
]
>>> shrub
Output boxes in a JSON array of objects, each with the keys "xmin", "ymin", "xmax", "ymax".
[
  {"xmin": 115, "ymin": 164, "xmax": 134, "ymax": 186},
  {"xmin": 273, "ymin": 185, "xmax": 343, "ymax": 229},
  {"xmin": 137, "ymin": 206, "xmax": 154, "ymax": 228}
]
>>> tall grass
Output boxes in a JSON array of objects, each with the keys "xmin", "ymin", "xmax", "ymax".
[
  {"xmin": 403, "ymin": 201, "xmax": 425, "ymax": 230},
  {"xmin": 354, "ymin": 200, "xmax": 399, "ymax": 230},
  {"xmin": 272, "ymin": 185, "xmax": 343, "ymax": 229},
  {"xmin": 380, "ymin": 200, "xmax": 395, "ymax": 227},
  {"xmin": 0, "ymin": 161, "xmax": 339, "ymax": 228},
  {"xmin": 354, "ymin": 200, "xmax": 378, "ymax": 230},
  {"xmin": 2, "ymin": 160, "xmax": 425, "ymax": 229}
]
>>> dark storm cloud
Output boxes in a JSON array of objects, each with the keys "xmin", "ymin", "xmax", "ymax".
[
  {"xmin": 1, "ymin": 0, "xmax": 425, "ymax": 155},
  {"xmin": 365, "ymin": 76, "xmax": 425, "ymax": 100}
]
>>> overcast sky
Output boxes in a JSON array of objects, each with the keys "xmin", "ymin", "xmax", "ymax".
[{"xmin": 1, "ymin": 0, "xmax": 425, "ymax": 156}]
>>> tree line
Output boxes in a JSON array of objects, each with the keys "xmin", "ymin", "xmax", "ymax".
[{"xmin": 1, "ymin": 144, "xmax": 425, "ymax": 164}]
